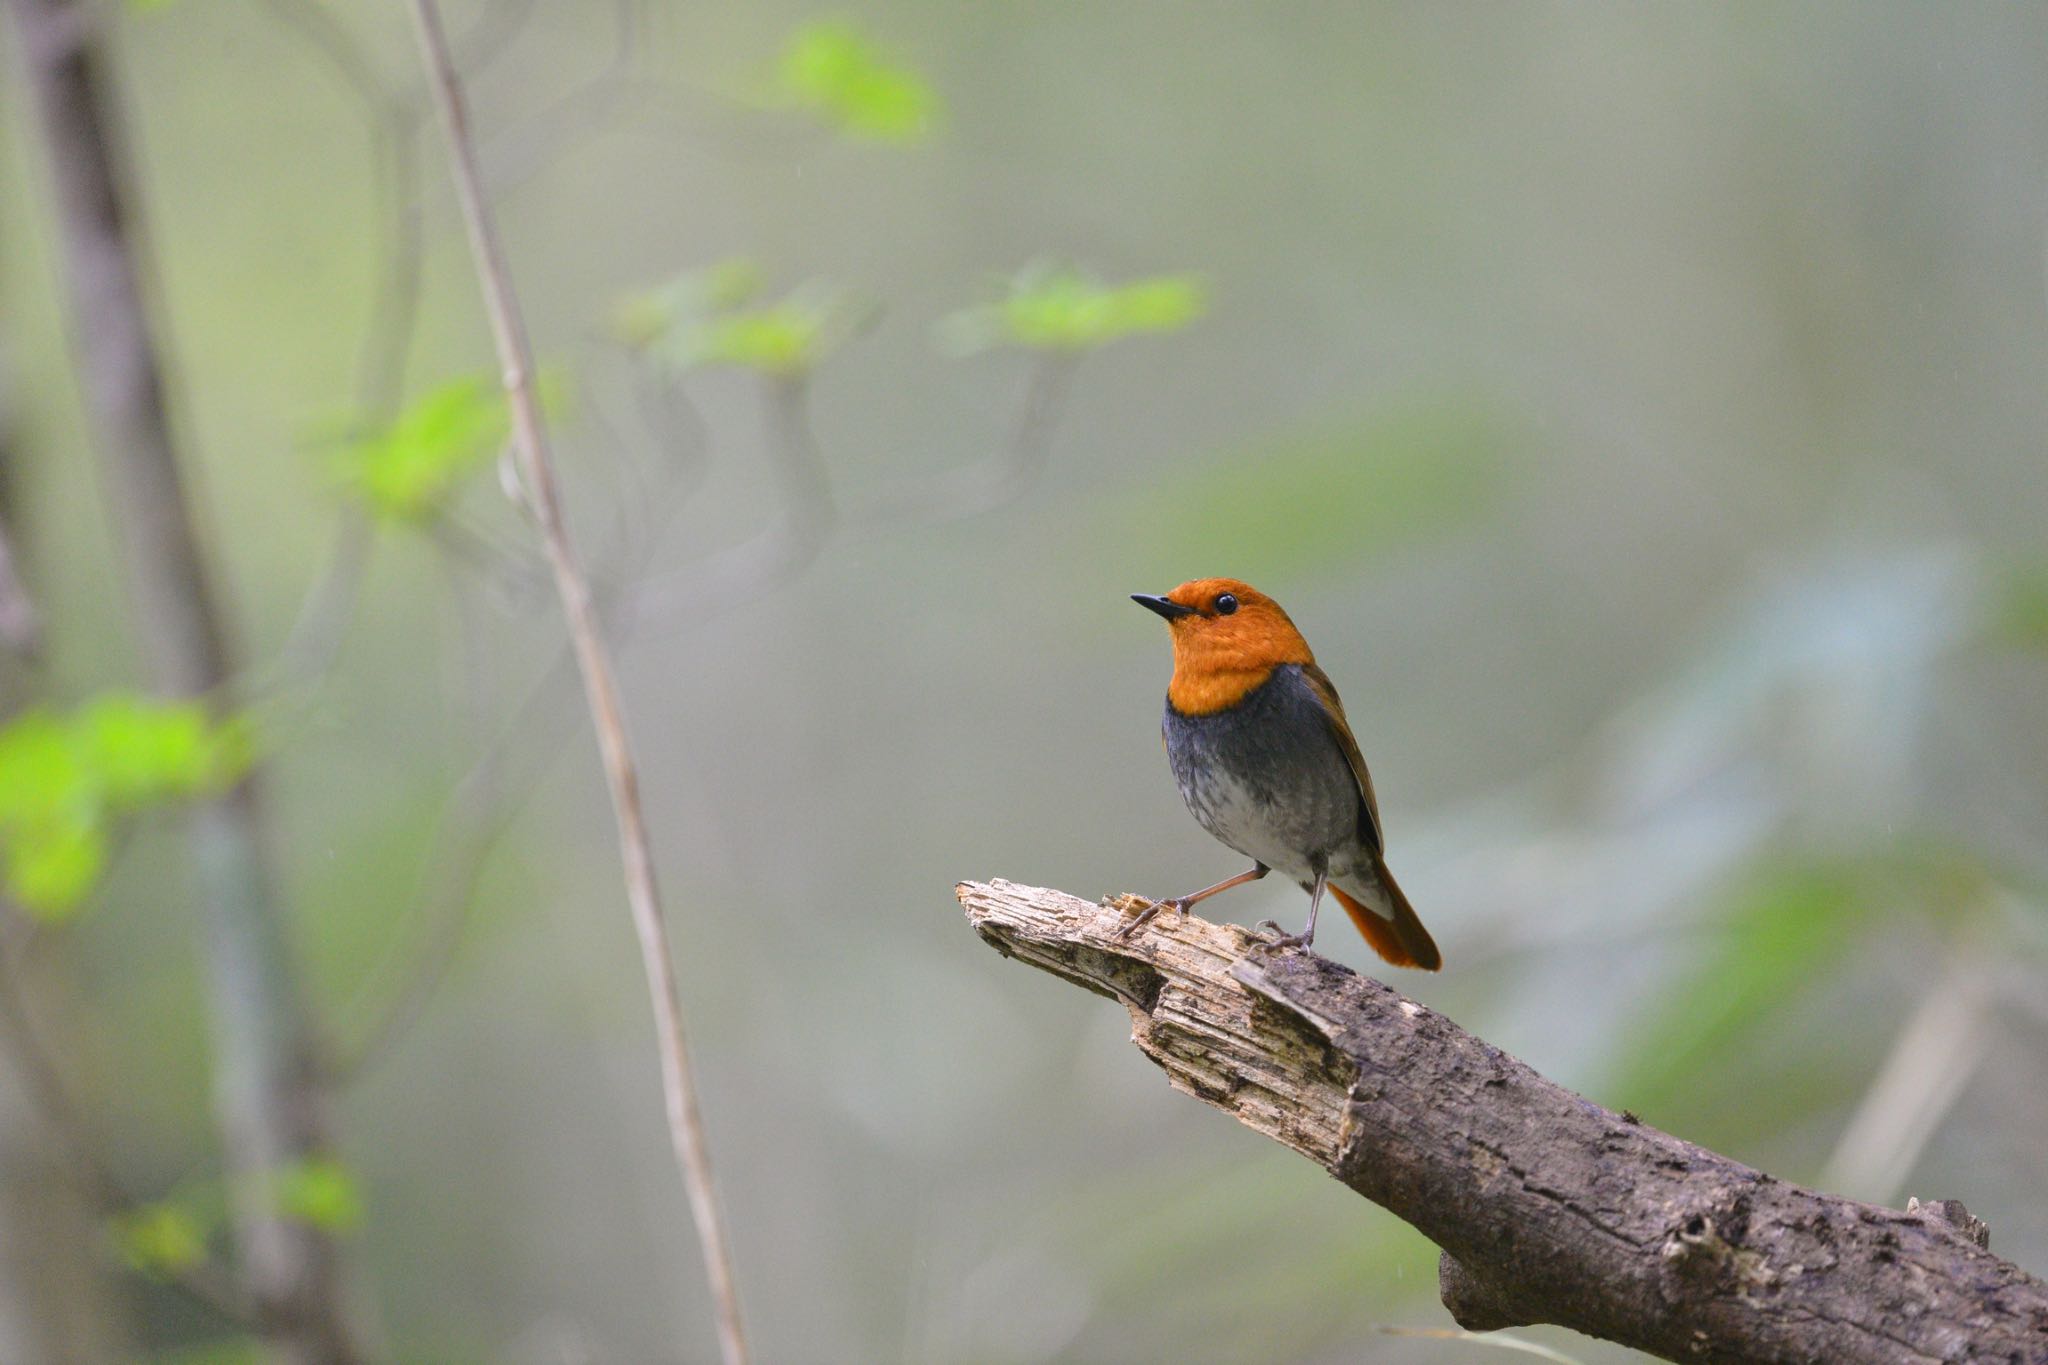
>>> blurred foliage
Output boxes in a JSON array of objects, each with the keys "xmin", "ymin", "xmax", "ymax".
[
  {"xmin": 1108, "ymin": 392, "xmax": 1506, "ymax": 577},
  {"xmin": 942, "ymin": 263, "xmax": 1208, "ymax": 354},
  {"xmin": 1615, "ymin": 844, "xmax": 1994, "ymax": 1121},
  {"xmin": 328, "ymin": 373, "xmax": 575, "ymax": 522},
  {"xmin": 612, "ymin": 260, "xmax": 863, "ymax": 377},
  {"xmin": 152, "ymin": 1343, "xmax": 260, "ymax": 1365},
  {"xmin": 110, "ymin": 1202, "xmax": 208, "ymax": 1280},
  {"xmin": 610, "ymin": 259, "xmax": 765, "ymax": 350},
  {"xmin": 270, "ymin": 1156, "xmax": 364, "ymax": 1233},
  {"xmin": 1615, "ymin": 861, "xmax": 1871, "ymax": 1115},
  {"xmin": 0, "ymin": 696, "xmax": 251, "ymax": 917},
  {"xmin": 1987, "ymin": 562, "xmax": 2048, "ymax": 651},
  {"xmin": 109, "ymin": 1155, "xmax": 358, "ymax": 1292},
  {"xmin": 329, "ymin": 378, "xmax": 508, "ymax": 524},
  {"xmin": 772, "ymin": 20, "xmax": 939, "ymax": 142},
  {"xmin": 695, "ymin": 303, "xmax": 840, "ymax": 375}
]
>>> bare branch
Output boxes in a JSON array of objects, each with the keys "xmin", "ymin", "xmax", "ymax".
[
  {"xmin": 323, "ymin": 713, "xmax": 515, "ymax": 1082},
  {"xmin": 962, "ymin": 879, "xmax": 2048, "ymax": 1365},
  {"xmin": 5, "ymin": 0, "xmax": 363, "ymax": 1354},
  {"xmin": 327, "ymin": 387, "xmax": 711, "ymax": 1084},
  {"xmin": 405, "ymin": 5, "xmax": 748, "ymax": 1361},
  {"xmin": 0, "ymin": 921, "xmax": 256, "ymax": 1324}
]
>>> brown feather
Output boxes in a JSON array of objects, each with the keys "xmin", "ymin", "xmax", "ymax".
[
  {"xmin": 1299, "ymin": 661, "xmax": 1383, "ymax": 853},
  {"xmin": 1332, "ymin": 865, "xmax": 1441, "ymax": 971}
]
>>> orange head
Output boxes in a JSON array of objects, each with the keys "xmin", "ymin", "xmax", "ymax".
[{"xmin": 1132, "ymin": 578, "xmax": 1315, "ymax": 715}]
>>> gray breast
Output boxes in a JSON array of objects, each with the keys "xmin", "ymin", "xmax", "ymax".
[{"xmin": 1162, "ymin": 664, "xmax": 1367, "ymax": 882}]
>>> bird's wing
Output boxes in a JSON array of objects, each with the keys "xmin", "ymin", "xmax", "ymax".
[{"xmin": 1300, "ymin": 662, "xmax": 1384, "ymax": 853}]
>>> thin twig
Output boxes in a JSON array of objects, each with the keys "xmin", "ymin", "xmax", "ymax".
[
  {"xmin": 325, "ymin": 626, "xmax": 582, "ymax": 1084},
  {"xmin": 250, "ymin": 0, "xmax": 426, "ymax": 421},
  {"xmin": 0, "ymin": 933, "xmax": 126, "ymax": 1211},
  {"xmin": 405, "ymin": 5, "xmax": 748, "ymax": 1362},
  {"xmin": 328, "ymin": 390, "xmax": 708, "ymax": 1082},
  {"xmin": 240, "ymin": 0, "xmax": 426, "ymax": 702},
  {"xmin": 0, "ymin": 912, "xmax": 256, "ymax": 1323}
]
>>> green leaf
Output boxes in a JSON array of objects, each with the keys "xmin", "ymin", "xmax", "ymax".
[
  {"xmin": 610, "ymin": 259, "xmax": 765, "ymax": 350},
  {"xmin": 0, "ymin": 712, "xmax": 91, "ymax": 827},
  {"xmin": 332, "ymin": 378, "xmax": 508, "ymax": 522},
  {"xmin": 271, "ymin": 1157, "xmax": 363, "ymax": 1233},
  {"xmin": 0, "ymin": 709, "xmax": 102, "ymax": 918},
  {"xmin": 5, "ymin": 811, "xmax": 107, "ymax": 919},
  {"xmin": 0, "ymin": 696, "xmax": 251, "ymax": 918},
  {"xmin": 112, "ymin": 1202, "xmax": 208, "ymax": 1278},
  {"xmin": 615, "ymin": 265, "xmax": 860, "ymax": 377},
  {"xmin": 944, "ymin": 265, "xmax": 1208, "ymax": 354},
  {"xmin": 695, "ymin": 307, "xmax": 831, "ymax": 375},
  {"xmin": 775, "ymin": 21, "xmax": 938, "ymax": 142},
  {"xmin": 74, "ymin": 695, "xmax": 248, "ymax": 802}
]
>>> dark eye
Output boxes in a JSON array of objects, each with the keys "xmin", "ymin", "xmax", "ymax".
[{"xmin": 1213, "ymin": 593, "xmax": 1238, "ymax": 616}]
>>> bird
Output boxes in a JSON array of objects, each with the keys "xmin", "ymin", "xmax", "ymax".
[{"xmin": 1122, "ymin": 577, "xmax": 1441, "ymax": 970}]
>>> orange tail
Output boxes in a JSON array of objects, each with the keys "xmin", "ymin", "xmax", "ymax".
[{"xmin": 1331, "ymin": 861, "xmax": 1441, "ymax": 971}]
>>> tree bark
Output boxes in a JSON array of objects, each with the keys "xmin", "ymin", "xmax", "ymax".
[
  {"xmin": 961, "ymin": 878, "xmax": 2048, "ymax": 1365},
  {"xmin": 4, "ymin": 3, "xmax": 360, "ymax": 1360}
]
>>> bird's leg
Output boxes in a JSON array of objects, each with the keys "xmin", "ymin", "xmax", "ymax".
[
  {"xmin": 1255, "ymin": 868, "xmax": 1326, "ymax": 952},
  {"xmin": 1116, "ymin": 863, "xmax": 1267, "ymax": 940}
]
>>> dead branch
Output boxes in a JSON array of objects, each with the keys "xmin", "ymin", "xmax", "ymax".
[
  {"xmin": 406, "ymin": 4, "xmax": 749, "ymax": 1360},
  {"xmin": 961, "ymin": 878, "xmax": 2048, "ymax": 1365}
]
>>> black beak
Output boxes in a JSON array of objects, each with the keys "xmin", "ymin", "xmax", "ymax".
[{"xmin": 1132, "ymin": 593, "xmax": 1196, "ymax": 620}]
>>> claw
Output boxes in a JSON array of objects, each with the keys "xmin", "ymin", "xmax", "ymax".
[
  {"xmin": 1250, "ymin": 919, "xmax": 1314, "ymax": 954},
  {"xmin": 1115, "ymin": 897, "xmax": 1181, "ymax": 941}
]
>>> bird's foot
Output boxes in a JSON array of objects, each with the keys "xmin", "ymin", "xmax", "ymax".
[
  {"xmin": 1114, "ymin": 897, "xmax": 1186, "ymax": 941},
  {"xmin": 1251, "ymin": 919, "xmax": 1314, "ymax": 953}
]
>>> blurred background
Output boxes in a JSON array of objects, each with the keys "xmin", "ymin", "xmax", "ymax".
[{"xmin": 4, "ymin": 2, "xmax": 2048, "ymax": 1361}]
